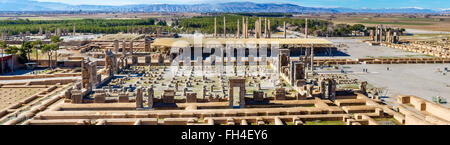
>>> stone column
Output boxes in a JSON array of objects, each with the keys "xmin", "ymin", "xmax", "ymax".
[
  {"xmin": 375, "ymin": 25, "xmax": 379, "ymax": 42},
  {"xmin": 283, "ymin": 21, "xmax": 287, "ymax": 39},
  {"xmin": 131, "ymin": 55, "xmax": 138, "ymax": 66},
  {"xmin": 94, "ymin": 93, "xmax": 106, "ymax": 103},
  {"xmin": 369, "ymin": 30, "xmax": 374, "ymax": 41},
  {"xmin": 136, "ymin": 87, "xmax": 143, "ymax": 109},
  {"xmin": 255, "ymin": 20, "xmax": 259, "ymax": 38},
  {"xmin": 305, "ymin": 18, "xmax": 308, "ymax": 38},
  {"xmin": 328, "ymin": 79, "xmax": 336, "ymax": 101},
  {"xmin": 242, "ymin": 17, "xmax": 245, "ymax": 38},
  {"xmin": 359, "ymin": 81, "xmax": 367, "ymax": 95},
  {"xmin": 268, "ymin": 20, "xmax": 271, "ymax": 38},
  {"xmin": 156, "ymin": 26, "xmax": 162, "ymax": 37},
  {"xmin": 380, "ymin": 25, "xmax": 384, "ymax": 42},
  {"xmin": 246, "ymin": 17, "xmax": 249, "ymax": 38},
  {"xmin": 259, "ymin": 17, "xmax": 262, "ymax": 38},
  {"xmin": 147, "ymin": 87, "xmax": 154, "ymax": 109},
  {"xmin": 73, "ymin": 25, "xmax": 76, "ymax": 36},
  {"xmin": 118, "ymin": 93, "xmax": 129, "ymax": 103},
  {"xmin": 71, "ymin": 91, "xmax": 83, "ymax": 104},
  {"xmin": 145, "ymin": 55, "xmax": 151, "ymax": 65},
  {"xmin": 114, "ymin": 40, "xmax": 119, "ymax": 53},
  {"xmin": 129, "ymin": 40, "xmax": 134, "ymax": 55},
  {"xmin": 38, "ymin": 27, "xmax": 43, "ymax": 36},
  {"xmin": 264, "ymin": 18, "xmax": 267, "ymax": 38},
  {"xmin": 122, "ymin": 40, "xmax": 127, "ymax": 56},
  {"xmin": 144, "ymin": 38, "xmax": 150, "ymax": 52},
  {"xmin": 186, "ymin": 93, "xmax": 197, "ymax": 103},
  {"xmin": 236, "ymin": 20, "xmax": 240, "ymax": 38},
  {"xmin": 124, "ymin": 57, "xmax": 128, "ymax": 69},
  {"xmin": 310, "ymin": 45, "xmax": 314, "ymax": 71},
  {"xmin": 319, "ymin": 79, "xmax": 326, "ymax": 98},
  {"xmin": 214, "ymin": 17, "xmax": 217, "ymax": 37},
  {"xmin": 223, "ymin": 17, "xmax": 226, "ymax": 38},
  {"xmin": 306, "ymin": 84, "xmax": 313, "ymax": 98}
]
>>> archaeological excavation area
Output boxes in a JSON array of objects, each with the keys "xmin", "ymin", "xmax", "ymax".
[{"xmin": 0, "ymin": 17, "xmax": 449, "ymax": 126}]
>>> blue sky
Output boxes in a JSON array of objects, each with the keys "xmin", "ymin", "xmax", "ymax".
[{"xmin": 35, "ymin": 0, "xmax": 450, "ymax": 10}]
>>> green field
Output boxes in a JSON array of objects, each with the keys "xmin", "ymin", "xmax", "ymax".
[
  {"xmin": 358, "ymin": 21, "xmax": 432, "ymax": 26},
  {"xmin": 304, "ymin": 120, "xmax": 345, "ymax": 125},
  {"xmin": 0, "ymin": 18, "xmax": 170, "ymax": 35}
]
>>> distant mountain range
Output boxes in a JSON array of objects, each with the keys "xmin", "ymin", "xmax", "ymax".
[{"xmin": 0, "ymin": 1, "xmax": 447, "ymax": 14}]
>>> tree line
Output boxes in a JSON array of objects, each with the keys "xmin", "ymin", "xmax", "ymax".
[
  {"xmin": 0, "ymin": 18, "xmax": 171, "ymax": 35},
  {"xmin": 1, "ymin": 36, "xmax": 62, "ymax": 69},
  {"xmin": 176, "ymin": 14, "xmax": 377, "ymax": 37}
]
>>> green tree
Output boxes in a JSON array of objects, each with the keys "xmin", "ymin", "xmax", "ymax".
[
  {"xmin": 31, "ymin": 40, "xmax": 42, "ymax": 63},
  {"xmin": 5, "ymin": 45, "xmax": 18, "ymax": 55},
  {"xmin": 0, "ymin": 40, "xmax": 7, "ymax": 57},
  {"xmin": 21, "ymin": 41, "xmax": 33, "ymax": 61},
  {"xmin": 41, "ymin": 44, "xmax": 55, "ymax": 69},
  {"xmin": 5, "ymin": 45, "xmax": 28, "ymax": 63},
  {"xmin": 50, "ymin": 36, "xmax": 63, "ymax": 68}
]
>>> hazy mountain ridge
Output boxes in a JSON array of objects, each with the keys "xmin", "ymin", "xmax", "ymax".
[{"xmin": 0, "ymin": 1, "xmax": 446, "ymax": 14}]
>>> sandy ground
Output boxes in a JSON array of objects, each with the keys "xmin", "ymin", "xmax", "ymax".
[
  {"xmin": 314, "ymin": 38, "xmax": 449, "ymax": 108},
  {"xmin": 0, "ymin": 88, "xmax": 41, "ymax": 109},
  {"xmin": 323, "ymin": 38, "xmax": 430, "ymax": 59},
  {"xmin": 405, "ymin": 29, "xmax": 450, "ymax": 34},
  {"xmin": 343, "ymin": 64, "xmax": 450, "ymax": 108},
  {"xmin": 0, "ymin": 76, "xmax": 80, "ymax": 84}
]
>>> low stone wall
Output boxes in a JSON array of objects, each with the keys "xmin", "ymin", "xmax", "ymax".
[
  {"xmin": 397, "ymin": 95, "xmax": 450, "ymax": 125},
  {"xmin": 0, "ymin": 73, "xmax": 80, "ymax": 81}
]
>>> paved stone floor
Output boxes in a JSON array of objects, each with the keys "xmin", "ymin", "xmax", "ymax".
[
  {"xmin": 343, "ymin": 64, "xmax": 450, "ymax": 108},
  {"xmin": 322, "ymin": 38, "xmax": 431, "ymax": 59}
]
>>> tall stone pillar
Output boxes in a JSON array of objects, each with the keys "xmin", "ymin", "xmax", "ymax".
[
  {"xmin": 380, "ymin": 25, "xmax": 383, "ymax": 42},
  {"xmin": 223, "ymin": 17, "xmax": 226, "ymax": 38},
  {"xmin": 136, "ymin": 87, "xmax": 143, "ymax": 109},
  {"xmin": 132, "ymin": 55, "xmax": 138, "ymax": 66},
  {"xmin": 283, "ymin": 21, "xmax": 287, "ymax": 38},
  {"xmin": 375, "ymin": 26, "xmax": 379, "ymax": 42},
  {"xmin": 147, "ymin": 87, "xmax": 154, "ymax": 108},
  {"xmin": 144, "ymin": 38, "xmax": 151, "ymax": 52},
  {"xmin": 310, "ymin": 45, "xmax": 314, "ymax": 71},
  {"xmin": 319, "ymin": 79, "xmax": 326, "ymax": 98},
  {"xmin": 264, "ymin": 18, "xmax": 267, "ymax": 38},
  {"xmin": 369, "ymin": 30, "xmax": 374, "ymax": 41},
  {"xmin": 255, "ymin": 20, "xmax": 259, "ymax": 38},
  {"xmin": 129, "ymin": 40, "xmax": 134, "ymax": 55},
  {"xmin": 268, "ymin": 20, "xmax": 271, "ymax": 38},
  {"xmin": 122, "ymin": 40, "xmax": 127, "ymax": 56},
  {"xmin": 72, "ymin": 25, "xmax": 76, "ymax": 36},
  {"xmin": 114, "ymin": 40, "xmax": 119, "ymax": 53},
  {"xmin": 145, "ymin": 55, "xmax": 151, "ymax": 65},
  {"xmin": 242, "ymin": 17, "xmax": 245, "ymax": 38},
  {"xmin": 38, "ymin": 27, "xmax": 43, "ymax": 36},
  {"xmin": 214, "ymin": 17, "xmax": 217, "ymax": 37},
  {"xmin": 124, "ymin": 57, "xmax": 128, "ymax": 69},
  {"xmin": 328, "ymin": 79, "xmax": 336, "ymax": 101},
  {"xmin": 156, "ymin": 26, "xmax": 162, "ymax": 37},
  {"xmin": 257, "ymin": 17, "xmax": 262, "ymax": 38},
  {"xmin": 236, "ymin": 20, "xmax": 240, "ymax": 38},
  {"xmin": 305, "ymin": 18, "xmax": 308, "ymax": 38},
  {"xmin": 246, "ymin": 17, "xmax": 249, "ymax": 38},
  {"xmin": 360, "ymin": 81, "xmax": 367, "ymax": 95}
]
